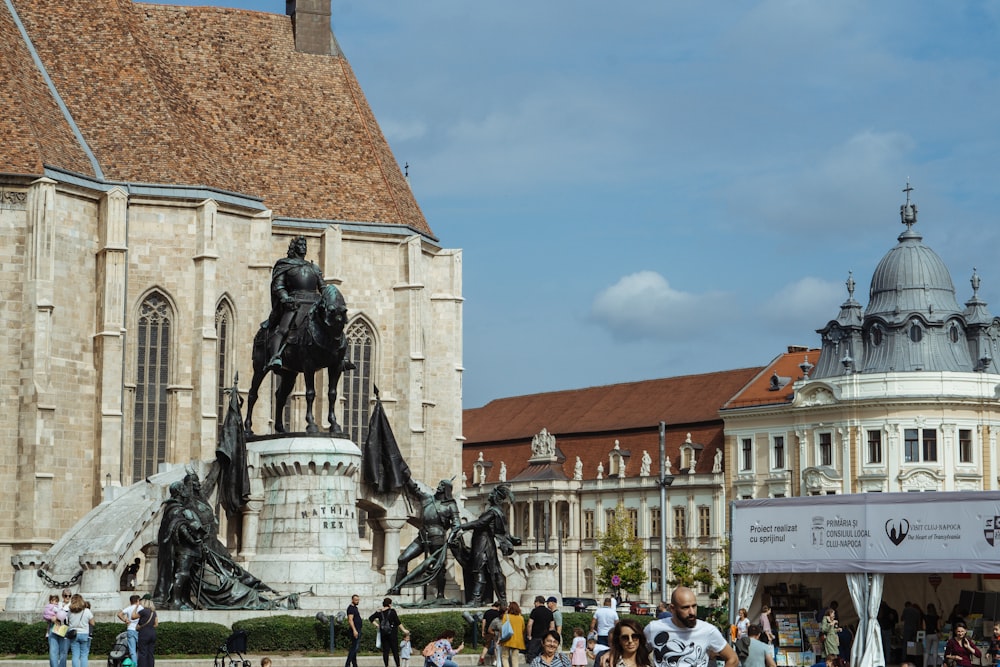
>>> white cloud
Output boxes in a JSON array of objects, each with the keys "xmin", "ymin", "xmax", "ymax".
[
  {"xmin": 590, "ymin": 271, "xmax": 735, "ymax": 342},
  {"xmin": 760, "ymin": 276, "xmax": 847, "ymax": 335}
]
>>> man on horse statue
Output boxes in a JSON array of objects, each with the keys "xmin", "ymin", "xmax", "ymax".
[{"xmin": 267, "ymin": 235, "xmax": 324, "ymax": 371}]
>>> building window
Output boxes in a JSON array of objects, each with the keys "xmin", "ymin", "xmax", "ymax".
[
  {"xmin": 651, "ymin": 568, "xmax": 661, "ymax": 594},
  {"xmin": 867, "ymin": 430, "xmax": 882, "ymax": 464},
  {"xmin": 584, "ymin": 510, "xmax": 595, "ymax": 539},
  {"xmin": 215, "ymin": 300, "xmax": 234, "ymax": 437},
  {"xmin": 673, "ymin": 506, "xmax": 687, "ymax": 538},
  {"xmin": 628, "ymin": 508, "xmax": 639, "ymax": 538},
  {"xmin": 698, "ymin": 506, "xmax": 711, "ymax": 538},
  {"xmin": 819, "ymin": 432, "xmax": 833, "ymax": 466},
  {"xmin": 903, "ymin": 428, "xmax": 937, "ymax": 463},
  {"xmin": 741, "ymin": 438, "xmax": 752, "ymax": 471},
  {"xmin": 583, "ymin": 568, "xmax": 594, "ymax": 593},
  {"xmin": 922, "ymin": 429, "xmax": 938, "ymax": 461},
  {"xmin": 343, "ymin": 319, "xmax": 375, "ymax": 444},
  {"xmin": 605, "ymin": 509, "xmax": 615, "ymax": 531},
  {"xmin": 773, "ymin": 436, "xmax": 785, "ymax": 469},
  {"xmin": 959, "ymin": 429, "xmax": 973, "ymax": 463},
  {"xmin": 650, "ymin": 508, "xmax": 660, "ymax": 538},
  {"xmin": 905, "ymin": 429, "xmax": 919, "ymax": 462},
  {"xmin": 905, "ymin": 428, "xmax": 938, "ymax": 462},
  {"xmin": 133, "ymin": 293, "xmax": 172, "ymax": 482}
]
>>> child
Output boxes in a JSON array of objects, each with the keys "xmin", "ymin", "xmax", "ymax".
[
  {"xmin": 261, "ymin": 658, "xmax": 272, "ymax": 667},
  {"xmin": 571, "ymin": 628, "xmax": 587, "ymax": 667},
  {"xmin": 400, "ymin": 630, "xmax": 412, "ymax": 667},
  {"xmin": 43, "ymin": 594, "xmax": 60, "ymax": 622},
  {"xmin": 988, "ymin": 624, "xmax": 1000, "ymax": 665}
]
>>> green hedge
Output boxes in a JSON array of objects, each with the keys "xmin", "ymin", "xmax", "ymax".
[{"xmin": 0, "ymin": 611, "xmax": 566, "ymax": 657}]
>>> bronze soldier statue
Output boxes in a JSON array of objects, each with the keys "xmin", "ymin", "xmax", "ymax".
[
  {"xmin": 267, "ymin": 235, "xmax": 324, "ymax": 371},
  {"xmin": 388, "ymin": 478, "xmax": 461, "ymax": 598},
  {"xmin": 458, "ymin": 483, "xmax": 520, "ymax": 606}
]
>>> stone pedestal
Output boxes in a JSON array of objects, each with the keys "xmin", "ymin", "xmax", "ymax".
[
  {"xmin": 520, "ymin": 553, "xmax": 559, "ymax": 607},
  {"xmin": 6, "ymin": 551, "xmax": 47, "ymax": 612},
  {"xmin": 79, "ymin": 552, "xmax": 120, "ymax": 610},
  {"xmin": 246, "ymin": 435, "xmax": 383, "ymax": 608}
]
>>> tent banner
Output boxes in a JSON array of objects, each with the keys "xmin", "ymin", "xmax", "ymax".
[{"xmin": 731, "ymin": 491, "xmax": 1000, "ymax": 573}]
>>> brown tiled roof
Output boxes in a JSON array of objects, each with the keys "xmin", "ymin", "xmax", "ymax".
[
  {"xmin": 0, "ymin": 4, "xmax": 94, "ymax": 176},
  {"xmin": 2, "ymin": 0, "xmax": 431, "ymax": 236},
  {"xmin": 721, "ymin": 348, "xmax": 822, "ymax": 410},
  {"xmin": 462, "ymin": 367, "xmax": 764, "ymax": 482},
  {"xmin": 464, "ymin": 367, "xmax": 764, "ymax": 443}
]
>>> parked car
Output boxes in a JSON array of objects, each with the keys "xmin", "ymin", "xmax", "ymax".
[
  {"xmin": 629, "ymin": 601, "xmax": 654, "ymax": 615},
  {"xmin": 563, "ymin": 596, "xmax": 598, "ymax": 612}
]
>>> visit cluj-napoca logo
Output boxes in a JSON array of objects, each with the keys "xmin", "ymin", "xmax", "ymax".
[
  {"xmin": 884, "ymin": 517, "xmax": 961, "ymax": 546},
  {"xmin": 885, "ymin": 519, "xmax": 909, "ymax": 546}
]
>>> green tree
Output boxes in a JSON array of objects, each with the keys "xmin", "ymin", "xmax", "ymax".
[
  {"xmin": 666, "ymin": 545, "xmax": 713, "ymax": 590},
  {"xmin": 595, "ymin": 503, "xmax": 647, "ymax": 595},
  {"xmin": 667, "ymin": 543, "xmax": 729, "ymax": 633}
]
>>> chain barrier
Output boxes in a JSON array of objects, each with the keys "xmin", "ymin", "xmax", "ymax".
[{"xmin": 37, "ymin": 568, "xmax": 83, "ymax": 589}]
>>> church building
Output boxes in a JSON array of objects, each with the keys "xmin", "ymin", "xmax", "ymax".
[{"xmin": 0, "ymin": 0, "xmax": 463, "ymax": 599}]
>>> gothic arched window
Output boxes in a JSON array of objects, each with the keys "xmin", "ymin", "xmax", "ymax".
[
  {"xmin": 215, "ymin": 299, "xmax": 235, "ymax": 436},
  {"xmin": 133, "ymin": 292, "xmax": 172, "ymax": 481},
  {"xmin": 343, "ymin": 319, "xmax": 376, "ymax": 444}
]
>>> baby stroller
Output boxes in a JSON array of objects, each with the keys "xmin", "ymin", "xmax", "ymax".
[
  {"xmin": 214, "ymin": 629, "xmax": 251, "ymax": 667},
  {"xmin": 107, "ymin": 632, "xmax": 131, "ymax": 667}
]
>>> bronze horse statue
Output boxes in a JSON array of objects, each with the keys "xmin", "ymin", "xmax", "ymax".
[{"xmin": 245, "ymin": 284, "xmax": 354, "ymax": 434}]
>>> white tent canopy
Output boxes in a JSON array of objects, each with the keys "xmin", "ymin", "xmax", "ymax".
[{"xmin": 730, "ymin": 491, "xmax": 1000, "ymax": 667}]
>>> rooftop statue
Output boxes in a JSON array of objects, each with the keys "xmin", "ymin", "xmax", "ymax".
[{"xmin": 245, "ymin": 236, "xmax": 354, "ymax": 434}]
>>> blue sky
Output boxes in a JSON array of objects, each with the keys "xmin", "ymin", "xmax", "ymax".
[{"xmin": 147, "ymin": 1, "xmax": 1000, "ymax": 408}]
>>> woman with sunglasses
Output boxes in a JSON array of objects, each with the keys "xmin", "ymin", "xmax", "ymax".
[{"xmin": 601, "ymin": 620, "xmax": 652, "ymax": 667}]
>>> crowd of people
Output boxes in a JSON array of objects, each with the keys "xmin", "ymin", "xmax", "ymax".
[
  {"xmin": 336, "ymin": 586, "xmax": 739, "ymax": 667},
  {"xmin": 43, "ymin": 589, "xmax": 158, "ymax": 667},
  {"xmin": 467, "ymin": 587, "xmax": 737, "ymax": 667}
]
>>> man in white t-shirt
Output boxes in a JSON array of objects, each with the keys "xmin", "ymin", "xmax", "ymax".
[
  {"xmin": 590, "ymin": 598, "xmax": 619, "ymax": 646},
  {"xmin": 116, "ymin": 594, "xmax": 143, "ymax": 666},
  {"xmin": 643, "ymin": 587, "xmax": 738, "ymax": 667}
]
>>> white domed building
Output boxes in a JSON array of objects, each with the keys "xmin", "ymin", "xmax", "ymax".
[{"xmin": 723, "ymin": 187, "xmax": 1000, "ymax": 498}]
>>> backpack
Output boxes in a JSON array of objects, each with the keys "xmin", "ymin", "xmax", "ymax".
[{"xmin": 422, "ymin": 642, "xmax": 437, "ymax": 658}]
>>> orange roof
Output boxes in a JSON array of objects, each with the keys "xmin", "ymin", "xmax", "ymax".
[
  {"xmin": 2, "ymin": 0, "xmax": 430, "ymax": 236},
  {"xmin": 721, "ymin": 347, "xmax": 822, "ymax": 410},
  {"xmin": 462, "ymin": 367, "xmax": 763, "ymax": 482}
]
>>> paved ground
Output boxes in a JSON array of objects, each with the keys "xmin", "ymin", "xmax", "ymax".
[{"xmin": 8, "ymin": 655, "xmax": 484, "ymax": 667}]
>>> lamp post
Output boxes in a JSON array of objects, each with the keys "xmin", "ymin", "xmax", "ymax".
[
  {"xmin": 316, "ymin": 610, "xmax": 347, "ymax": 654},
  {"xmin": 462, "ymin": 611, "xmax": 483, "ymax": 649},
  {"xmin": 658, "ymin": 421, "xmax": 675, "ymax": 601},
  {"xmin": 530, "ymin": 485, "xmax": 541, "ymax": 552}
]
